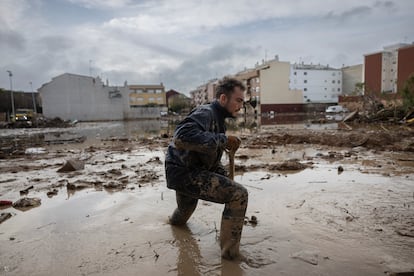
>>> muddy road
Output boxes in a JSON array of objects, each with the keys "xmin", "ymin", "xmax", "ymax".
[{"xmin": 0, "ymin": 122, "xmax": 413, "ymax": 275}]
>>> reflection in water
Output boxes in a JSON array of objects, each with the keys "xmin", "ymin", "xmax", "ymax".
[
  {"xmin": 171, "ymin": 225, "xmax": 202, "ymax": 276},
  {"xmin": 170, "ymin": 225, "xmax": 244, "ymax": 276}
]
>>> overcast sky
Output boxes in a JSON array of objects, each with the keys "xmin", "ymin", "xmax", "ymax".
[{"xmin": 1, "ymin": 0, "xmax": 413, "ymax": 94}]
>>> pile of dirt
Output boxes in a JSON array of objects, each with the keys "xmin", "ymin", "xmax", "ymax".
[{"xmin": 243, "ymin": 126, "xmax": 414, "ymax": 152}]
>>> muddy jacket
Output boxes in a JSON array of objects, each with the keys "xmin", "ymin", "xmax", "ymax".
[{"xmin": 165, "ymin": 100, "xmax": 231, "ymax": 190}]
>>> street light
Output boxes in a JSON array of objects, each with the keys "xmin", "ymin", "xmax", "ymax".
[
  {"xmin": 30, "ymin": 81, "xmax": 37, "ymax": 114},
  {"xmin": 6, "ymin": 70, "xmax": 15, "ymax": 122}
]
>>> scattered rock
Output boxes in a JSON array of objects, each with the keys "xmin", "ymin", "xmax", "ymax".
[
  {"xmin": 57, "ymin": 159, "xmax": 85, "ymax": 172},
  {"xmin": 338, "ymin": 166, "xmax": 344, "ymax": 174},
  {"xmin": 12, "ymin": 197, "xmax": 41, "ymax": 210}
]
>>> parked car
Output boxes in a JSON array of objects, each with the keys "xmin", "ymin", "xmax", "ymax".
[
  {"xmin": 12, "ymin": 109, "xmax": 34, "ymax": 121},
  {"xmin": 325, "ymin": 105, "xmax": 349, "ymax": 113}
]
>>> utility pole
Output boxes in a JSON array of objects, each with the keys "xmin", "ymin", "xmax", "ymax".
[
  {"xmin": 89, "ymin": 59, "xmax": 92, "ymax": 76},
  {"xmin": 6, "ymin": 70, "xmax": 15, "ymax": 122},
  {"xmin": 30, "ymin": 81, "xmax": 37, "ymax": 114}
]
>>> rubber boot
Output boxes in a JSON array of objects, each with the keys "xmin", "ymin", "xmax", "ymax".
[
  {"xmin": 220, "ymin": 216, "xmax": 245, "ymax": 260},
  {"xmin": 169, "ymin": 207, "xmax": 196, "ymax": 225},
  {"xmin": 169, "ymin": 193, "xmax": 198, "ymax": 225}
]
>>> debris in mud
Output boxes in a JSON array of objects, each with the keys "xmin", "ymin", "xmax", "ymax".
[
  {"xmin": 46, "ymin": 189, "xmax": 59, "ymax": 198},
  {"xmin": 286, "ymin": 200, "xmax": 306, "ymax": 209},
  {"xmin": 388, "ymin": 272, "xmax": 414, "ymax": 276},
  {"xmin": 249, "ymin": 215, "xmax": 258, "ymax": 225},
  {"xmin": 395, "ymin": 228, "xmax": 414, "ymax": 238},
  {"xmin": 268, "ymin": 160, "xmax": 307, "ymax": 171},
  {"xmin": 57, "ymin": 159, "xmax": 85, "ymax": 172},
  {"xmin": 0, "ymin": 200, "xmax": 13, "ymax": 207},
  {"xmin": 107, "ymin": 168, "xmax": 122, "ymax": 175},
  {"xmin": 67, "ymin": 180, "xmax": 101, "ymax": 190},
  {"xmin": 25, "ymin": 147, "xmax": 47, "ymax": 155},
  {"xmin": 12, "ymin": 197, "xmax": 41, "ymax": 210},
  {"xmin": 0, "ymin": 212, "xmax": 12, "ymax": 224},
  {"xmin": 146, "ymin": 156, "xmax": 162, "ymax": 164},
  {"xmin": 19, "ymin": 185, "xmax": 34, "ymax": 195},
  {"xmin": 103, "ymin": 181, "xmax": 127, "ymax": 191},
  {"xmin": 291, "ymin": 250, "xmax": 320, "ymax": 265}
]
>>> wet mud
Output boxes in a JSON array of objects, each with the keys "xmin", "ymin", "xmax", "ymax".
[{"xmin": 0, "ymin": 122, "xmax": 413, "ymax": 275}]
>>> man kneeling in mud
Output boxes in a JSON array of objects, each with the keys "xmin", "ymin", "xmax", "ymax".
[{"xmin": 165, "ymin": 77, "xmax": 248, "ymax": 260}]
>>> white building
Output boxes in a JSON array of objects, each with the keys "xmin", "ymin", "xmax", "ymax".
[
  {"xmin": 40, "ymin": 73, "xmax": 164, "ymax": 121},
  {"xmin": 290, "ymin": 63, "xmax": 342, "ymax": 103},
  {"xmin": 380, "ymin": 43, "xmax": 408, "ymax": 93}
]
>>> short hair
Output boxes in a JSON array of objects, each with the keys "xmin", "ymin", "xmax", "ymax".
[{"xmin": 215, "ymin": 77, "xmax": 245, "ymax": 99}]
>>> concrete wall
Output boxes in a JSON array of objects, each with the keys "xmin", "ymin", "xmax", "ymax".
[
  {"xmin": 260, "ymin": 61, "xmax": 303, "ymax": 105},
  {"xmin": 41, "ymin": 74, "xmax": 124, "ymax": 121},
  {"xmin": 40, "ymin": 73, "xmax": 163, "ymax": 121}
]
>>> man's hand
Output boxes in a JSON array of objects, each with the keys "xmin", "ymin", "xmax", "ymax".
[{"xmin": 226, "ymin": 135, "xmax": 241, "ymax": 152}]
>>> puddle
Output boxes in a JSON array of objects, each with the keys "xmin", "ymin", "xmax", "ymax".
[
  {"xmin": 0, "ymin": 119, "xmax": 413, "ymax": 275},
  {"xmin": 1, "ymin": 163, "xmax": 413, "ymax": 275}
]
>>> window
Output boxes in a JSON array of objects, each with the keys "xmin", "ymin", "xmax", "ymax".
[
  {"xmin": 304, "ymin": 80, "xmax": 307, "ymax": 83},
  {"xmin": 294, "ymin": 72, "xmax": 297, "ymax": 75},
  {"xmin": 332, "ymin": 72, "xmax": 336, "ymax": 76},
  {"xmin": 332, "ymin": 80, "xmax": 335, "ymax": 84},
  {"xmin": 157, "ymin": 97, "xmax": 163, "ymax": 102},
  {"xmin": 149, "ymin": 97, "xmax": 155, "ymax": 102},
  {"xmin": 304, "ymin": 88, "xmax": 307, "ymax": 91},
  {"xmin": 338, "ymin": 80, "xmax": 341, "ymax": 84},
  {"xmin": 338, "ymin": 88, "xmax": 341, "ymax": 92},
  {"xmin": 324, "ymin": 87, "xmax": 327, "ymax": 90},
  {"xmin": 304, "ymin": 72, "xmax": 307, "ymax": 75}
]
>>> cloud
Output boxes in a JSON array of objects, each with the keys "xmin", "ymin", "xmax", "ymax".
[
  {"xmin": 0, "ymin": 29, "xmax": 26, "ymax": 51},
  {"xmin": 1, "ymin": 0, "xmax": 414, "ymax": 94}
]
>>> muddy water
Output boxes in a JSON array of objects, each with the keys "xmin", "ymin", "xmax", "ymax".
[
  {"xmin": 1, "ymin": 120, "xmax": 414, "ymax": 275},
  {"xmin": 1, "ymin": 145, "xmax": 413, "ymax": 275}
]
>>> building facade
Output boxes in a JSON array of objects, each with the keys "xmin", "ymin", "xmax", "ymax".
[
  {"xmin": 290, "ymin": 63, "xmax": 342, "ymax": 103},
  {"xmin": 364, "ymin": 43, "xmax": 414, "ymax": 95},
  {"xmin": 40, "ymin": 73, "xmax": 166, "ymax": 121}
]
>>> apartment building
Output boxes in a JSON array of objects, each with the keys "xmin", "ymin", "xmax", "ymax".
[
  {"xmin": 290, "ymin": 63, "xmax": 342, "ymax": 103},
  {"xmin": 364, "ymin": 43, "xmax": 414, "ymax": 95},
  {"xmin": 190, "ymin": 79, "xmax": 218, "ymax": 106},
  {"xmin": 128, "ymin": 84, "xmax": 166, "ymax": 107}
]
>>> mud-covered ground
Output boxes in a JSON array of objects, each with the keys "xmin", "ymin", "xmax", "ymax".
[{"xmin": 0, "ymin": 122, "xmax": 413, "ymax": 276}]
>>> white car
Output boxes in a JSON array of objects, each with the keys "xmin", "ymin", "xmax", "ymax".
[{"xmin": 325, "ymin": 105, "xmax": 349, "ymax": 113}]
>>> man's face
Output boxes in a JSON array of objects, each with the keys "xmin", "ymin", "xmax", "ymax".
[{"xmin": 222, "ymin": 86, "xmax": 244, "ymax": 117}]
